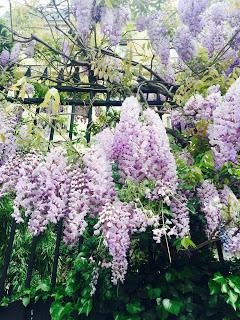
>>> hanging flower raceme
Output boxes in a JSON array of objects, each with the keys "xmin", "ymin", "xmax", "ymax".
[
  {"xmin": 73, "ymin": 0, "xmax": 94, "ymax": 42},
  {"xmin": 94, "ymin": 201, "xmax": 148, "ymax": 284},
  {"xmin": 174, "ymin": 25, "xmax": 197, "ymax": 62},
  {"xmin": 63, "ymin": 166, "xmax": 88, "ymax": 245},
  {"xmin": 0, "ymin": 108, "xmax": 19, "ymax": 165},
  {"xmin": 199, "ymin": 21, "xmax": 230, "ymax": 58},
  {"xmin": 142, "ymin": 109, "xmax": 177, "ymax": 201},
  {"xmin": 64, "ymin": 129, "xmax": 116, "ymax": 245},
  {"xmin": 112, "ymin": 97, "xmax": 177, "ymax": 202},
  {"xmin": 197, "ymin": 180, "xmax": 222, "ymax": 238},
  {"xmin": 177, "ymin": 0, "xmax": 208, "ymax": 36},
  {"xmin": 0, "ymin": 153, "xmax": 23, "ymax": 197},
  {"xmin": 12, "ymin": 148, "xmax": 70, "ymax": 235},
  {"xmin": 219, "ymin": 227, "xmax": 240, "ymax": 254},
  {"xmin": 25, "ymin": 40, "xmax": 36, "ymax": 59},
  {"xmin": 183, "ymin": 86, "xmax": 222, "ymax": 122},
  {"xmin": 83, "ymin": 140, "xmax": 116, "ymax": 215},
  {"xmin": 170, "ymin": 191, "xmax": 190, "ymax": 238},
  {"xmin": 100, "ymin": 7, "xmax": 130, "ymax": 46},
  {"xmin": 208, "ymin": 77, "xmax": 240, "ymax": 168},
  {"xmin": 136, "ymin": 13, "xmax": 170, "ymax": 65},
  {"xmin": 0, "ymin": 49, "xmax": 10, "ymax": 68},
  {"xmin": 218, "ymin": 185, "xmax": 240, "ymax": 253},
  {"xmin": 12, "ymin": 153, "xmax": 42, "ymax": 223},
  {"xmin": 10, "ymin": 43, "xmax": 21, "ymax": 64}
]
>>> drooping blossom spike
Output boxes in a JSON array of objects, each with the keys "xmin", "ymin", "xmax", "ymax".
[
  {"xmin": 170, "ymin": 191, "xmax": 190, "ymax": 238},
  {"xmin": 174, "ymin": 25, "xmax": 197, "ymax": 61},
  {"xmin": 208, "ymin": 77, "xmax": 240, "ymax": 168},
  {"xmin": 94, "ymin": 201, "xmax": 148, "ymax": 284},
  {"xmin": 101, "ymin": 7, "xmax": 130, "ymax": 46},
  {"xmin": 142, "ymin": 109, "xmax": 177, "ymax": 201},
  {"xmin": 94, "ymin": 128, "xmax": 114, "ymax": 159},
  {"xmin": 171, "ymin": 109, "xmax": 186, "ymax": 131},
  {"xmin": 219, "ymin": 228, "xmax": 240, "ymax": 254},
  {"xmin": 142, "ymin": 13, "xmax": 170, "ymax": 65},
  {"xmin": 112, "ymin": 97, "xmax": 177, "ymax": 201},
  {"xmin": 73, "ymin": 0, "xmax": 94, "ymax": 42},
  {"xmin": 199, "ymin": 21, "xmax": 229, "ymax": 58},
  {"xmin": 204, "ymin": 2, "xmax": 228, "ymax": 25},
  {"xmin": 0, "ymin": 49, "xmax": 10, "ymax": 67},
  {"xmin": 12, "ymin": 153, "xmax": 42, "ymax": 223},
  {"xmin": 10, "ymin": 43, "xmax": 21, "ymax": 64},
  {"xmin": 25, "ymin": 40, "xmax": 36, "ymax": 58},
  {"xmin": 83, "ymin": 142, "xmax": 116, "ymax": 215},
  {"xmin": 197, "ymin": 180, "xmax": 222, "ymax": 238},
  {"xmin": 0, "ymin": 108, "xmax": 18, "ymax": 165},
  {"xmin": 0, "ymin": 154, "xmax": 23, "ymax": 197},
  {"xmin": 63, "ymin": 166, "xmax": 88, "ymax": 244},
  {"xmin": 13, "ymin": 148, "xmax": 70, "ymax": 235},
  {"xmin": 184, "ymin": 89, "xmax": 222, "ymax": 122},
  {"xmin": 64, "ymin": 133, "xmax": 116, "ymax": 245},
  {"xmin": 177, "ymin": 0, "xmax": 208, "ymax": 36}
]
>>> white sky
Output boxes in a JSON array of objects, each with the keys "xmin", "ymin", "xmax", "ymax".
[{"xmin": 0, "ymin": 0, "xmax": 49, "ymax": 17}]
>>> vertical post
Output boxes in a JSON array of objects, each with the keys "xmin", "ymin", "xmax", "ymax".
[
  {"xmin": 106, "ymin": 92, "xmax": 110, "ymax": 113},
  {"xmin": 48, "ymin": 120, "xmax": 55, "ymax": 151},
  {"xmin": 216, "ymin": 240, "xmax": 224, "ymax": 263},
  {"xmin": 68, "ymin": 104, "xmax": 75, "ymax": 141},
  {"xmin": 51, "ymin": 103, "xmax": 75, "ymax": 288},
  {"xmin": 25, "ymin": 236, "xmax": 39, "ymax": 288},
  {"xmin": 51, "ymin": 218, "xmax": 63, "ymax": 288},
  {"xmin": 86, "ymin": 70, "xmax": 95, "ymax": 143},
  {"xmin": 0, "ymin": 219, "xmax": 17, "ymax": 299}
]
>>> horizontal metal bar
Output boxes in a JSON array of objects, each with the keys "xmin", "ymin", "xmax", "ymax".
[{"xmin": 6, "ymin": 97, "xmax": 168, "ymax": 107}]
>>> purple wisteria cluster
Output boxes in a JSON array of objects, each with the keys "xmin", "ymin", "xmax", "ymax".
[
  {"xmin": 13, "ymin": 148, "xmax": 70, "ymax": 235},
  {"xmin": 173, "ymin": 25, "xmax": 197, "ymax": 62},
  {"xmin": 198, "ymin": 181, "xmax": 240, "ymax": 253},
  {"xmin": 112, "ymin": 97, "xmax": 177, "ymax": 202},
  {"xmin": 94, "ymin": 201, "xmax": 148, "ymax": 284},
  {"xmin": 0, "ymin": 96, "xmax": 188, "ymax": 283},
  {"xmin": 101, "ymin": 7, "xmax": 130, "ymax": 46},
  {"xmin": 170, "ymin": 191, "xmax": 190, "ymax": 238},
  {"xmin": 208, "ymin": 78, "xmax": 240, "ymax": 168},
  {"xmin": 197, "ymin": 180, "xmax": 222, "ymax": 238},
  {"xmin": 171, "ymin": 85, "xmax": 222, "ymax": 133},
  {"xmin": 136, "ymin": 13, "xmax": 170, "ymax": 65},
  {"xmin": 72, "ymin": 0, "xmax": 129, "ymax": 46},
  {"xmin": 0, "ymin": 43, "xmax": 21, "ymax": 68},
  {"xmin": 177, "ymin": 0, "xmax": 208, "ymax": 36},
  {"xmin": 0, "ymin": 108, "xmax": 19, "ymax": 165},
  {"xmin": 176, "ymin": 0, "xmax": 239, "ymax": 62},
  {"xmin": 72, "ymin": 0, "xmax": 94, "ymax": 42},
  {"xmin": 183, "ymin": 87, "xmax": 222, "ymax": 122},
  {"xmin": 218, "ymin": 185, "xmax": 240, "ymax": 254}
]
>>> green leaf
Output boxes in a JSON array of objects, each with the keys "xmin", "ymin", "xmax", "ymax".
[
  {"xmin": 181, "ymin": 236, "xmax": 196, "ymax": 249},
  {"xmin": 36, "ymin": 282, "xmax": 50, "ymax": 292},
  {"xmin": 209, "ymin": 280, "xmax": 220, "ymax": 295},
  {"xmin": 147, "ymin": 287, "xmax": 162, "ymax": 299},
  {"xmin": 162, "ymin": 298, "xmax": 183, "ymax": 316},
  {"xmin": 213, "ymin": 273, "xmax": 226, "ymax": 286},
  {"xmin": 126, "ymin": 301, "xmax": 143, "ymax": 314},
  {"xmin": 226, "ymin": 290, "xmax": 238, "ymax": 310},
  {"xmin": 22, "ymin": 296, "xmax": 30, "ymax": 307},
  {"xmin": 50, "ymin": 302, "xmax": 73, "ymax": 320},
  {"xmin": 78, "ymin": 299, "xmax": 93, "ymax": 316}
]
